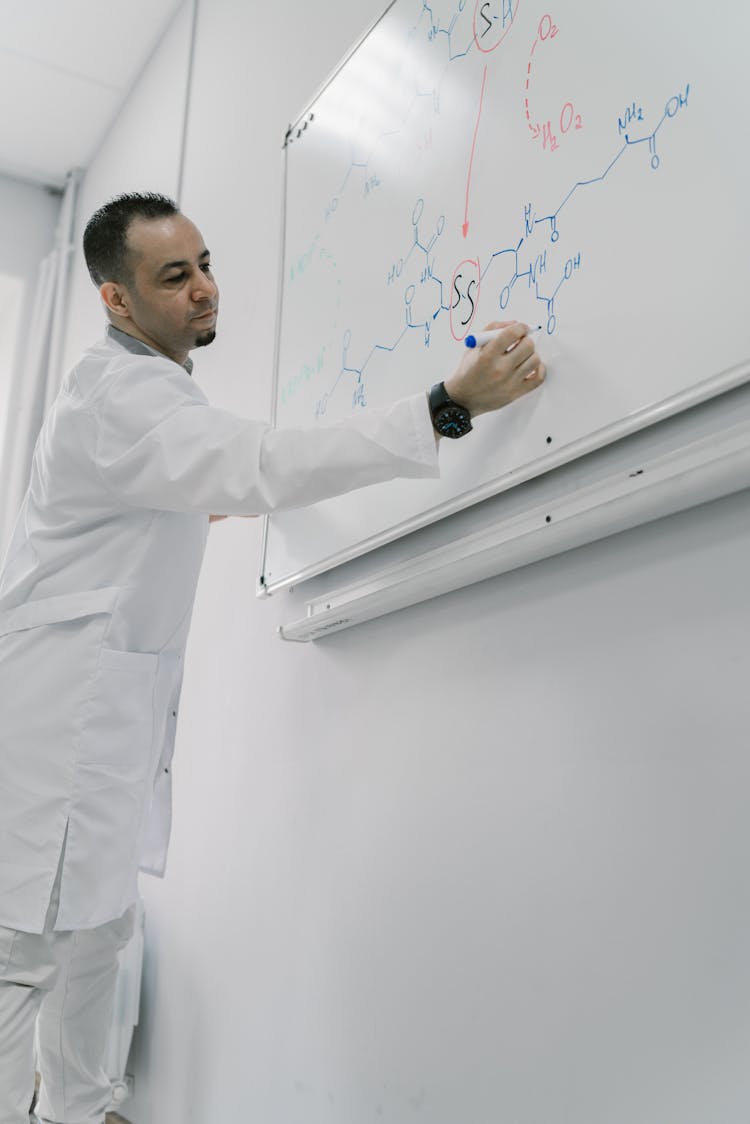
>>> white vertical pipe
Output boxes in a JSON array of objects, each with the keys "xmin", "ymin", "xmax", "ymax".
[
  {"xmin": 43, "ymin": 167, "xmax": 82, "ymax": 414},
  {"xmin": 176, "ymin": 0, "xmax": 199, "ymax": 205}
]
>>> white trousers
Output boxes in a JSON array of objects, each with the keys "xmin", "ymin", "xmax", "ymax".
[{"xmin": 0, "ymin": 846, "xmax": 136, "ymax": 1124}]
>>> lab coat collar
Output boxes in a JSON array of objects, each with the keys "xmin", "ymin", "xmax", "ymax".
[{"xmin": 106, "ymin": 323, "xmax": 194, "ymax": 376}]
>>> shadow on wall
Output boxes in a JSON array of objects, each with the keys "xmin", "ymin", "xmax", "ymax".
[{"xmin": 128, "ymin": 910, "xmax": 212, "ymax": 1124}]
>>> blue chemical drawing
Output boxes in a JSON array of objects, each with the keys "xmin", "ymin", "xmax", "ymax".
[
  {"xmin": 280, "ymin": 0, "xmax": 694, "ymax": 421},
  {"xmin": 310, "ymin": 81, "xmax": 690, "ymax": 415}
]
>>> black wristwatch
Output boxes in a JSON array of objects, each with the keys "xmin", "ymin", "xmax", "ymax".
[{"xmin": 428, "ymin": 382, "xmax": 473, "ymax": 438}]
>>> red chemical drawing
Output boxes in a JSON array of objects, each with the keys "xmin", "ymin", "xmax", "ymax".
[
  {"xmin": 524, "ymin": 14, "xmax": 583, "ymax": 152},
  {"xmin": 463, "ymin": 65, "xmax": 488, "ymax": 239}
]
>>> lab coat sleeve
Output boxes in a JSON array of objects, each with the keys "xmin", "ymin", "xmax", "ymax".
[{"xmin": 94, "ymin": 356, "xmax": 440, "ymax": 514}]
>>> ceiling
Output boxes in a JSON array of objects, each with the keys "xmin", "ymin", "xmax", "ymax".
[{"xmin": 0, "ymin": 0, "xmax": 186, "ymax": 189}]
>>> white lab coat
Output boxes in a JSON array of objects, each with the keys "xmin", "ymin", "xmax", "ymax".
[{"xmin": 0, "ymin": 329, "xmax": 439, "ymax": 933}]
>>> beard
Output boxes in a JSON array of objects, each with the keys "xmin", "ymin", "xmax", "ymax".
[{"xmin": 194, "ymin": 328, "xmax": 217, "ymax": 348}]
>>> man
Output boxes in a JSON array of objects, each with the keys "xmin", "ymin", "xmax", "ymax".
[{"xmin": 0, "ymin": 192, "xmax": 545, "ymax": 1124}]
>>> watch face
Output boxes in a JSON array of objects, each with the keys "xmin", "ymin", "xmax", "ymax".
[{"xmin": 435, "ymin": 406, "xmax": 472, "ymax": 438}]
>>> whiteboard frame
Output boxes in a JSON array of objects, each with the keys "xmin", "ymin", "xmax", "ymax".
[
  {"xmin": 260, "ymin": 361, "xmax": 750, "ymax": 596},
  {"xmin": 279, "ymin": 367, "xmax": 750, "ymax": 640},
  {"xmin": 259, "ymin": 0, "xmax": 750, "ymax": 597}
]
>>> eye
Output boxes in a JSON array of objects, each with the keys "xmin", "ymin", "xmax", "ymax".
[
  {"xmin": 165, "ymin": 272, "xmax": 185, "ymax": 284},
  {"xmin": 201, "ymin": 262, "xmax": 213, "ymax": 273}
]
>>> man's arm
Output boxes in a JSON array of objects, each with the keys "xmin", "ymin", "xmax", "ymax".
[
  {"xmin": 97, "ymin": 322, "xmax": 544, "ymax": 517},
  {"xmin": 95, "ymin": 363, "xmax": 438, "ymax": 515}
]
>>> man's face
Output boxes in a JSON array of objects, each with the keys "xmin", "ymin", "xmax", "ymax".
[{"xmin": 117, "ymin": 213, "xmax": 219, "ymax": 362}]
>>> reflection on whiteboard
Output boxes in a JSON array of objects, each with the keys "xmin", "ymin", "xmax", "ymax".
[{"xmin": 262, "ymin": 0, "xmax": 750, "ymax": 591}]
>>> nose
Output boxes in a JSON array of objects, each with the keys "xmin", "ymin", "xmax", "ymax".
[{"xmin": 192, "ymin": 268, "xmax": 217, "ymax": 303}]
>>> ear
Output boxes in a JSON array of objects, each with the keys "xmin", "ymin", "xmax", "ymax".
[{"xmin": 99, "ymin": 281, "xmax": 131, "ymax": 319}]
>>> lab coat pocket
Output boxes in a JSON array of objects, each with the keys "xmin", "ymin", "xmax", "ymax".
[{"xmin": 76, "ymin": 648, "xmax": 159, "ymax": 770}]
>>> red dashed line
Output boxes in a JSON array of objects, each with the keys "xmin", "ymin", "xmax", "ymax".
[{"xmin": 526, "ymin": 38, "xmax": 538, "ymax": 132}]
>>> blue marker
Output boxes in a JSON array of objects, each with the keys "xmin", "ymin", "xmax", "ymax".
[{"xmin": 465, "ymin": 325, "xmax": 542, "ymax": 348}]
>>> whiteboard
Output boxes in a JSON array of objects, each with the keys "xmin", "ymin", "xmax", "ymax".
[{"xmin": 261, "ymin": 0, "xmax": 750, "ymax": 592}]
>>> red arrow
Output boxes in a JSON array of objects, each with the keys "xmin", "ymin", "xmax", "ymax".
[{"xmin": 463, "ymin": 64, "xmax": 488, "ymax": 239}]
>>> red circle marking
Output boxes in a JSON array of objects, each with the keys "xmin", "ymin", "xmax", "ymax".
[
  {"xmin": 473, "ymin": 0, "xmax": 521, "ymax": 54},
  {"xmin": 449, "ymin": 258, "xmax": 482, "ymax": 342}
]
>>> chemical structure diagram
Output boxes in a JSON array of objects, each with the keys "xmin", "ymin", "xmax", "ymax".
[
  {"xmin": 315, "ymin": 0, "xmax": 520, "ymax": 227},
  {"xmin": 281, "ymin": 0, "xmax": 691, "ymax": 420}
]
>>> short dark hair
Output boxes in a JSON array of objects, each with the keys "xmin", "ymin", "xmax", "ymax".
[{"xmin": 83, "ymin": 192, "xmax": 179, "ymax": 287}]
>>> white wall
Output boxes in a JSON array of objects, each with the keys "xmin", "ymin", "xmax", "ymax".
[
  {"xmin": 0, "ymin": 175, "xmax": 60, "ymax": 494},
  {"xmin": 135, "ymin": 496, "xmax": 750, "ymax": 1124},
  {"xmin": 54, "ymin": 2, "xmax": 750, "ymax": 1121},
  {"xmin": 61, "ymin": 0, "xmax": 194, "ymax": 372}
]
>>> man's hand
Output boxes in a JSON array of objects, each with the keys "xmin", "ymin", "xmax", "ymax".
[{"xmin": 444, "ymin": 321, "xmax": 546, "ymax": 417}]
